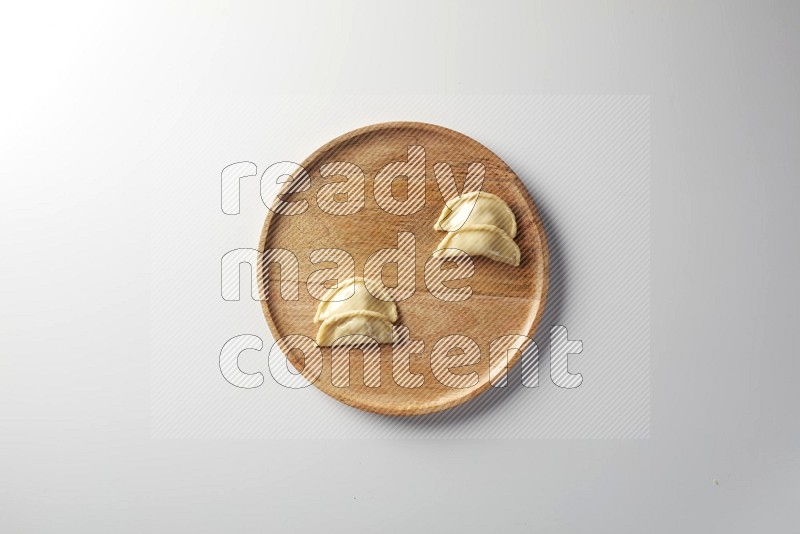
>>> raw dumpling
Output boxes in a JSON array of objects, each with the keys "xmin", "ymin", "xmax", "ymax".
[
  {"xmin": 433, "ymin": 190, "xmax": 521, "ymax": 267},
  {"xmin": 435, "ymin": 191, "xmax": 517, "ymax": 237},
  {"xmin": 314, "ymin": 276, "xmax": 399, "ymax": 346},
  {"xmin": 314, "ymin": 276, "xmax": 397, "ymax": 323},
  {"xmin": 433, "ymin": 224, "xmax": 521, "ymax": 267},
  {"xmin": 316, "ymin": 310, "xmax": 394, "ymax": 346}
]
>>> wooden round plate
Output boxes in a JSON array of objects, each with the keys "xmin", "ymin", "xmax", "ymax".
[{"xmin": 258, "ymin": 122, "xmax": 549, "ymax": 416}]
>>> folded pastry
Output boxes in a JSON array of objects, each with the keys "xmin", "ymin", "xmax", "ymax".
[
  {"xmin": 433, "ymin": 224, "xmax": 521, "ymax": 267},
  {"xmin": 315, "ymin": 276, "xmax": 398, "ymax": 346},
  {"xmin": 314, "ymin": 276, "xmax": 397, "ymax": 323},
  {"xmin": 435, "ymin": 191, "xmax": 517, "ymax": 237},
  {"xmin": 433, "ymin": 191, "xmax": 521, "ymax": 267},
  {"xmin": 316, "ymin": 310, "xmax": 394, "ymax": 346}
]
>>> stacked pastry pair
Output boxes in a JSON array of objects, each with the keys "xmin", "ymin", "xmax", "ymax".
[
  {"xmin": 432, "ymin": 191, "xmax": 521, "ymax": 267},
  {"xmin": 315, "ymin": 277, "xmax": 397, "ymax": 346}
]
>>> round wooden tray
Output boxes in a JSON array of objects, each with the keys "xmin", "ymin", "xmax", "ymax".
[{"xmin": 258, "ymin": 122, "xmax": 549, "ymax": 416}]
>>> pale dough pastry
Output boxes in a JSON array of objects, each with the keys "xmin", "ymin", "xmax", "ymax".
[
  {"xmin": 315, "ymin": 276, "xmax": 398, "ymax": 346},
  {"xmin": 316, "ymin": 310, "xmax": 394, "ymax": 346},
  {"xmin": 435, "ymin": 191, "xmax": 517, "ymax": 237},
  {"xmin": 433, "ymin": 224, "xmax": 521, "ymax": 267},
  {"xmin": 433, "ymin": 191, "xmax": 521, "ymax": 267},
  {"xmin": 314, "ymin": 276, "xmax": 397, "ymax": 323}
]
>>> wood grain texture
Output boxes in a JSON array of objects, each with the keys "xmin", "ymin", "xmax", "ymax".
[{"xmin": 258, "ymin": 122, "xmax": 549, "ymax": 416}]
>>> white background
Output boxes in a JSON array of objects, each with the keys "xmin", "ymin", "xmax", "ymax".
[
  {"xmin": 151, "ymin": 94, "xmax": 651, "ymax": 440},
  {"xmin": 1, "ymin": 1, "xmax": 799, "ymax": 532}
]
